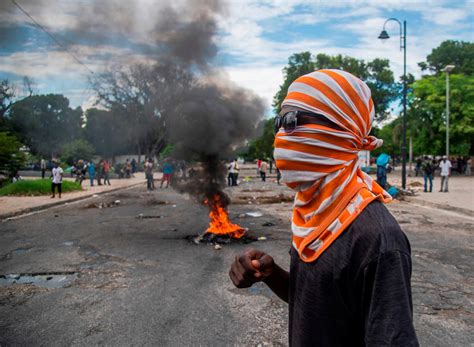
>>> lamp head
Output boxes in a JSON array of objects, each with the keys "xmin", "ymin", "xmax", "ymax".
[
  {"xmin": 442, "ymin": 65, "xmax": 455, "ymax": 72},
  {"xmin": 378, "ymin": 30, "xmax": 390, "ymax": 40}
]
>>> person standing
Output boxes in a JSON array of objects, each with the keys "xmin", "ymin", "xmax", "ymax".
[
  {"xmin": 160, "ymin": 161, "xmax": 173, "ymax": 188},
  {"xmin": 145, "ymin": 158, "xmax": 154, "ymax": 191},
  {"xmin": 40, "ymin": 158, "xmax": 47, "ymax": 179},
  {"xmin": 88, "ymin": 161, "xmax": 95, "ymax": 187},
  {"xmin": 229, "ymin": 69, "xmax": 417, "ymax": 346},
  {"xmin": 439, "ymin": 156, "xmax": 452, "ymax": 192},
  {"xmin": 422, "ymin": 156, "xmax": 434, "ymax": 193},
  {"xmin": 259, "ymin": 160, "xmax": 268, "ymax": 182},
  {"xmin": 103, "ymin": 160, "xmax": 111, "ymax": 185},
  {"xmin": 131, "ymin": 158, "xmax": 137, "ymax": 176},
  {"xmin": 97, "ymin": 160, "xmax": 104, "ymax": 186},
  {"xmin": 466, "ymin": 157, "xmax": 472, "ymax": 176},
  {"xmin": 51, "ymin": 161, "xmax": 63, "ymax": 199},
  {"xmin": 228, "ymin": 159, "xmax": 236, "ymax": 187}
]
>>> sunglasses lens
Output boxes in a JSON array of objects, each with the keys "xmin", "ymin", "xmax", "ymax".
[
  {"xmin": 283, "ymin": 112, "xmax": 297, "ymax": 133},
  {"xmin": 274, "ymin": 116, "xmax": 282, "ymax": 134}
]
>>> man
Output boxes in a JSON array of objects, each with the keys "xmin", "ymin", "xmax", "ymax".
[
  {"xmin": 228, "ymin": 159, "xmax": 236, "ymax": 187},
  {"xmin": 51, "ymin": 161, "xmax": 63, "ymax": 198},
  {"xmin": 97, "ymin": 160, "xmax": 104, "ymax": 186},
  {"xmin": 103, "ymin": 160, "xmax": 111, "ymax": 185},
  {"xmin": 145, "ymin": 158, "xmax": 154, "ymax": 191},
  {"xmin": 40, "ymin": 158, "xmax": 47, "ymax": 179},
  {"xmin": 422, "ymin": 156, "xmax": 434, "ymax": 193},
  {"xmin": 88, "ymin": 161, "xmax": 95, "ymax": 187},
  {"xmin": 259, "ymin": 160, "xmax": 267, "ymax": 182},
  {"xmin": 160, "ymin": 161, "xmax": 174, "ymax": 188},
  {"xmin": 229, "ymin": 70, "xmax": 418, "ymax": 346},
  {"xmin": 439, "ymin": 156, "xmax": 451, "ymax": 192}
]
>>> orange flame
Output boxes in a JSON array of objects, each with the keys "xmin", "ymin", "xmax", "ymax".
[{"xmin": 205, "ymin": 194, "xmax": 245, "ymax": 239}]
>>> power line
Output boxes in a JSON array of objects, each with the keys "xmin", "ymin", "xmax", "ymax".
[{"xmin": 11, "ymin": 0, "xmax": 95, "ymax": 74}]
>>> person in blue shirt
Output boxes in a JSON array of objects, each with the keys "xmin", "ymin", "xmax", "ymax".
[
  {"xmin": 88, "ymin": 161, "xmax": 95, "ymax": 187},
  {"xmin": 160, "ymin": 162, "xmax": 174, "ymax": 188}
]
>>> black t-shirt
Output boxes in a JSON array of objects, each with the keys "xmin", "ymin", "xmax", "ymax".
[{"xmin": 289, "ymin": 201, "xmax": 419, "ymax": 347}]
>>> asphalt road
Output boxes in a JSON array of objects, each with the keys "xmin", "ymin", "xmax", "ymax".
[{"xmin": 0, "ymin": 182, "xmax": 473, "ymax": 346}]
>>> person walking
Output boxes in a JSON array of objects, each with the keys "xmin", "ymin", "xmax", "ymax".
[
  {"xmin": 229, "ymin": 69, "xmax": 418, "ymax": 346},
  {"xmin": 439, "ymin": 156, "xmax": 452, "ymax": 192},
  {"xmin": 97, "ymin": 160, "xmax": 104, "ymax": 186},
  {"xmin": 259, "ymin": 160, "xmax": 267, "ymax": 182},
  {"xmin": 40, "ymin": 158, "xmax": 47, "ymax": 179},
  {"xmin": 88, "ymin": 161, "xmax": 95, "ymax": 187},
  {"xmin": 422, "ymin": 156, "xmax": 434, "ymax": 193},
  {"xmin": 227, "ymin": 159, "xmax": 236, "ymax": 187},
  {"xmin": 145, "ymin": 158, "xmax": 154, "ymax": 191},
  {"xmin": 103, "ymin": 160, "xmax": 111, "ymax": 185},
  {"xmin": 51, "ymin": 161, "xmax": 63, "ymax": 199}
]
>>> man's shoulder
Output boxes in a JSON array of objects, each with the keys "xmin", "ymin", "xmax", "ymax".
[{"xmin": 341, "ymin": 201, "xmax": 411, "ymax": 266}]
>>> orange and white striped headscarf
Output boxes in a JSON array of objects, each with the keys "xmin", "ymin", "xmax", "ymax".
[{"xmin": 274, "ymin": 69, "xmax": 392, "ymax": 263}]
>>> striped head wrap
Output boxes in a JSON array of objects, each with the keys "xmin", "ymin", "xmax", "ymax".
[{"xmin": 274, "ymin": 69, "xmax": 392, "ymax": 263}]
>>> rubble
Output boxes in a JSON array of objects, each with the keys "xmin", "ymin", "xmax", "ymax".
[{"xmin": 84, "ymin": 200, "xmax": 121, "ymax": 209}]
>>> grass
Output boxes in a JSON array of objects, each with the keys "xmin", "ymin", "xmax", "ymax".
[{"xmin": 0, "ymin": 179, "xmax": 82, "ymax": 196}]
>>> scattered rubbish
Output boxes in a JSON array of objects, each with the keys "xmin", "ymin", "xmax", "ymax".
[
  {"xmin": 63, "ymin": 241, "xmax": 74, "ymax": 246},
  {"xmin": 54, "ymin": 214, "xmax": 59, "ymax": 218},
  {"xmin": 238, "ymin": 214, "xmax": 246, "ymax": 218},
  {"xmin": 0, "ymin": 272, "xmax": 77, "ymax": 288},
  {"xmin": 172, "ymin": 205, "xmax": 177, "ymax": 208},
  {"xmin": 246, "ymin": 212, "xmax": 263, "ymax": 218},
  {"xmin": 408, "ymin": 181, "xmax": 423, "ymax": 187},
  {"xmin": 214, "ymin": 244, "xmax": 222, "ymax": 250},
  {"xmin": 258, "ymin": 236, "xmax": 267, "ymax": 241},
  {"xmin": 262, "ymin": 222, "xmax": 275, "ymax": 227},
  {"xmin": 187, "ymin": 232, "xmax": 257, "ymax": 245},
  {"xmin": 145, "ymin": 199, "xmax": 169, "ymax": 206},
  {"xmin": 92, "ymin": 194, "xmax": 99, "ymax": 198},
  {"xmin": 136, "ymin": 214, "xmax": 163, "ymax": 219},
  {"xmin": 84, "ymin": 200, "xmax": 121, "ymax": 209},
  {"xmin": 233, "ymin": 194, "xmax": 293, "ymax": 205},
  {"xmin": 387, "ymin": 186, "xmax": 399, "ymax": 198}
]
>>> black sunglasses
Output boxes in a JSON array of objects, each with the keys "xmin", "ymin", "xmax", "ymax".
[{"xmin": 274, "ymin": 110, "xmax": 322, "ymax": 134}]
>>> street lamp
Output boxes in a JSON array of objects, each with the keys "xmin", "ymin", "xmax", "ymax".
[
  {"xmin": 442, "ymin": 65, "xmax": 455, "ymax": 158},
  {"xmin": 378, "ymin": 18, "xmax": 407, "ymax": 189}
]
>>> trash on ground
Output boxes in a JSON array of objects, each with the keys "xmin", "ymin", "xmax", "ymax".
[
  {"xmin": 214, "ymin": 244, "xmax": 222, "ymax": 250},
  {"xmin": 262, "ymin": 222, "xmax": 275, "ymax": 227},
  {"xmin": 258, "ymin": 236, "xmax": 267, "ymax": 241},
  {"xmin": 84, "ymin": 200, "xmax": 121, "ymax": 209},
  {"xmin": 246, "ymin": 212, "xmax": 263, "ymax": 217},
  {"xmin": 136, "ymin": 214, "xmax": 163, "ymax": 219},
  {"xmin": 0, "ymin": 272, "xmax": 77, "ymax": 288}
]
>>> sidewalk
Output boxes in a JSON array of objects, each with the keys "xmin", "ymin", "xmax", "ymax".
[
  {"xmin": 0, "ymin": 173, "xmax": 152, "ymax": 219},
  {"xmin": 387, "ymin": 171, "xmax": 474, "ymax": 215}
]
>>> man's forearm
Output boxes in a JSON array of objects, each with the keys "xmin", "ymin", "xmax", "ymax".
[{"xmin": 263, "ymin": 264, "xmax": 289, "ymax": 303}]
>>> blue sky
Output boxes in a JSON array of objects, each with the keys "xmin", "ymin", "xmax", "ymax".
[{"xmin": 1, "ymin": 0, "xmax": 473, "ymax": 114}]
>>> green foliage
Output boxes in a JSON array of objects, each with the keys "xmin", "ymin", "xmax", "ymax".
[
  {"xmin": 9, "ymin": 94, "xmax": 83, "ymax": 157},
  {"xmin": 244, "ymin": 119, "xmax": 274, "ymax": 160},
  {"xmin": 419, "ymin": 40, "xmax": 474, "ymax": 75},
  {"xmin": 0, "ymin": 132, "xmax": 26, "ymax": 177},
  {"xmin": 272, "ymin": 52, "xmax": 397, "ymax": 121},
  {"xmin": 408, "ymin": 74, "xmax": 474, "ymax": 155},
  {"xmin": 159, "ymin": 143, "xmax": 175, "ymax": 158},
  {"xmin": 61, "ymin": 139, "xmax": 95, "ymax": 165},
  {"xmin": 0, "ymin": 179, "xmax": 82, "ymax": 196}
]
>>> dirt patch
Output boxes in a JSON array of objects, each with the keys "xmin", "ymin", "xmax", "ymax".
[
  {"xmin": 143, "ymin": 198, "xmax": 170, "ymax": 206},
  {"xmin": 232, "ymin": 194, "xmax": 294, "ymax": 205}
]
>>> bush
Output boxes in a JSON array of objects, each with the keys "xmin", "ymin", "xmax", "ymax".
[
  {"xmin": 0, "ymin": 179, "xmax": 82, "ymax": 196},
  {"xmin": 0, "ymin": 132, "xmax": 26, "ymax": 177},
  {"xmin": 61, "ymin": 139, "xmax": 95, "ymax": 165}
]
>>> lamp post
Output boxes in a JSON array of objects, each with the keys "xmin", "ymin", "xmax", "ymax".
[
  {"xmin": 442, "ymin": 65, "xmax": 455, "ymax": 158},
  {"xmin": 378, "ymin": 18, "xmax": 407, "ymax": 189}
]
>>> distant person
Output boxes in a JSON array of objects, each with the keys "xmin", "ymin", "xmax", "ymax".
[
  {"xmin": 160, "ymin": 161, "xmax": 174, "ymax": 188},
  {"xmin": 415, "ymin": 157, "xmax": 422, "ymax": 177},
  {"xmin": 88, "ymin": 161, "xmax": 95, "ymax": 187},
  {"xmin": 51, "ymin": 161, "xmax": 63, "ymax": 199},
  {"xmin": 376, "ymin": 154, "xmax": 390, "ymax": 189},
  {"xmin": 40, "ymin": 158, "xmax": 47, "ymax": 179},
  {"xmin": 234, "ymin": 159, "xmax": 239, "ymax": 186},
  {"xmin": 103, "ymin": 160, "xmax": 111, "ymax": 185},
  {"xmin": 466, "ymin": 157, "xmax": 472, "ymax": 176},
  {"xmin": 439, "ymin": 156, "xmax": 452, "ymax": 192},
  {"xmin": 131, "ymin": 158, "xmax": 137, "ymax": 176},
  {"xmin": 276, "ymin": 168, "xmax": 281, "ymax": 185},
  {"xmin": 125, "ymin": 159, "xmax": 132, "ymax": 178},
  {"xmin": 259, "ymin": 160, "xmax": 267, "ymax": 182},
  {"xmin": 257, "ymin": 159, "xmax": 262, "ymax": 175},
  {"xmin": 97, "ymin": 160, "xmax": 104, "ymax": 186},
  {"xmin": 12, "ymin": 171, "xmax": 22, "ymax": 183},
  {"xmin": 228, "ymin": 159, "xmax": 237, "ymax": 187},
  {"xmin": 269, "ymin": 158, "xmax": 273, "ymax": 174},
  {"xmin": 422, "ymin": 156, "xmax": 434, "ymax": 193},
  {"xmin": 145, "ymin": 158, "xmax": 154, "ymax": 191}
]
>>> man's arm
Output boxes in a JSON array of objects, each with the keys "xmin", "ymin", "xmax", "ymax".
[{"xmin": 229, "ymin": 248, "xmax": 289, "ymax": 303}]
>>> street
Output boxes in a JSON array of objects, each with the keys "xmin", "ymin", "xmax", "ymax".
[{"xmin": 1, "ymin": 179, "xmax": 472, "ymax": 346}]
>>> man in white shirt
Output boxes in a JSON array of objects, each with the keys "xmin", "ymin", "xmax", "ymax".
[
  {"xmin": 51, "ymin": 161, "xmax": 64, "ymax": 198},
  {"xmin": 439, "ymin": 156, "xmax": 452, "ymax": 192}
]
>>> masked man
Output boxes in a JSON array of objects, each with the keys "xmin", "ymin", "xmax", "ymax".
[{"xmin": 229, "ymin": 70, "xmax": 418, "ymax": 346}]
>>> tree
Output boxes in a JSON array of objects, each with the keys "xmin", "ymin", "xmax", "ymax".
[
  {"xmin": 419, "ymin": 40, "xmax": 474, "ymax": 75},
  {"xmin": 272, "ymin": 52, "xmax": 397, "ymax": 121},
  {"xmin": 90, "ymin": 61, "xmax": 195, "ymax": 159},
  {"xmin": 245, "ymin": 118, "xmax": 274, "ymax": 160},
  {"xmin": 61, "ymin": 139, "xmax": 95, "ymax": 165},
  {"xmin": 9, "ymin": 94, "xmax": 83, "ymax": 157},
  {"xmin": 0, "ymin": 77, "xmax": 34, "ymax": 129},
  {"xmin": 408, "ymin": 74, "xmax": 474, "ymax": 156},
  {"xmin": 0, "ymin": 132, "xmax": 26, "ymax": 177}
]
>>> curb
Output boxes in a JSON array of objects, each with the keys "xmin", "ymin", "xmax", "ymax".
[
  {"xmin": 404, "ymin": 196, "xmax": 473, "ymax": 217},
  {"xmin": 1, "ymin": 181, "xmax": 145, "ymax": 221}
]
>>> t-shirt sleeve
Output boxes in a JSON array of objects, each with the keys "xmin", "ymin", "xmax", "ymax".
[{"xmin": 361, "ymin": 251, "xmax": 419, "ymax": 347}]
